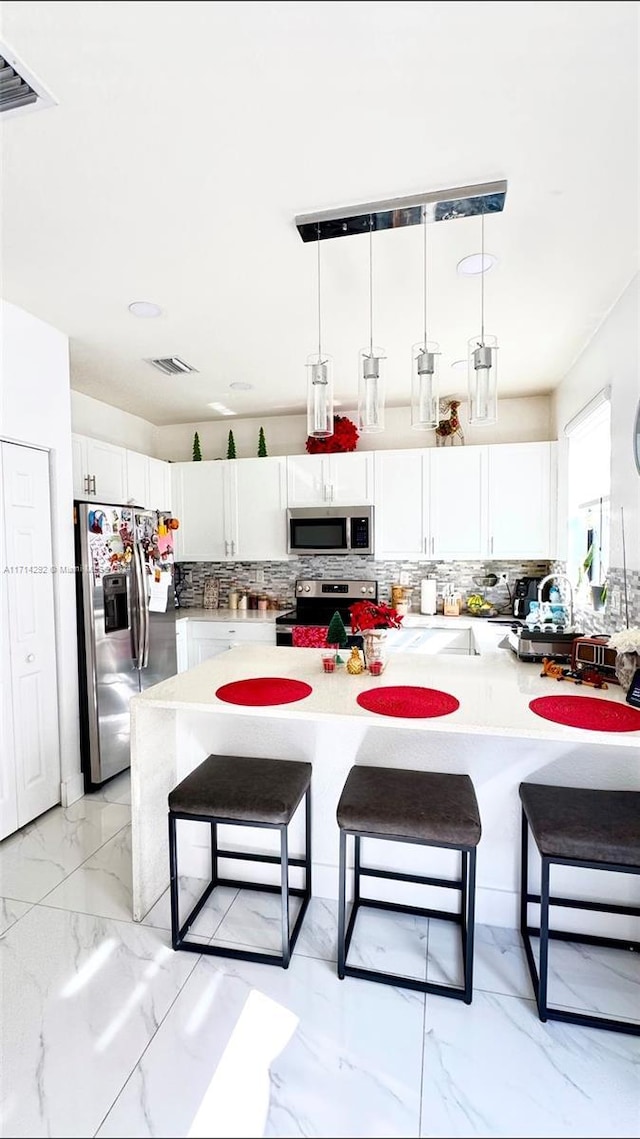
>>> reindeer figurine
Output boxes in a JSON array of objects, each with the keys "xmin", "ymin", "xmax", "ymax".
[{"xmin": 435, "ymin": 398, "xmax": 464, "ymax": 446}]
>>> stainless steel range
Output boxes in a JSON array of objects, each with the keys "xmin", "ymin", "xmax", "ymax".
[{"xmin": 275, "ymin": 578, "xmax": 378, "ymax": 646}]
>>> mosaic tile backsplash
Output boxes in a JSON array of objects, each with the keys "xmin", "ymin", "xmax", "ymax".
[
  {"xmin": 551, "ymin": 565, "xmax": 640, "ymax": 636},
  {"xmin": 175, "ymin": 556, "xmax": 554, "ymax": 616}
]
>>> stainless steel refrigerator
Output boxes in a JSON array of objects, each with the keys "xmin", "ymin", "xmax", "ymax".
[{"xmin": 75, "ymin": 503, "xmax": 177, "ymax": 788}]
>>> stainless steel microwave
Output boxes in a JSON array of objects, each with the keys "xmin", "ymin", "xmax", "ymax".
[{"xmin": 287, "ymin": 506, "xmax": 374, "ymax": 555}]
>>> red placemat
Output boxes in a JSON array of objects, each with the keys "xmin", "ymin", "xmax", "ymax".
[
  {"xmin": 357, "ymin": 685, "xmax": 460, "ymax": 719},
  {"xmin": 215, "ymin": 678, "xmax": 313, "ymax": 706},
  {"xmin": 529, "ymin": 695, "xmax": 640, "ymax": 732}
]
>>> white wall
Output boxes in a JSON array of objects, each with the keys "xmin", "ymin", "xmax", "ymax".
[
  {"xmin": 71, "ymin": 390, "xmax": 156, "ymax": 454},
  {"xmin": 553, "ymin": 274, "xmax": 640, "ymax": 571},
  {"xmin": 0, "ymin": 300, "xmax": 83, "ymax": 805},
  {"xmin": 154, "ymin": 395, "xmax": 553, "ymax": 462}
]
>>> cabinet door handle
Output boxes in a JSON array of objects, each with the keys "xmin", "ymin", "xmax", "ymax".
[
  {"xmin": 90, "ymin": 475, "xmax": 97, "ymax": 495},
  {"xmin": 423, "ymin": 537, "xmax": 427, "ymax": 555},
  {"xmin": 490, "ymin": 536, "xmax": 494, "ymax": 554},
  {"xmin": 83, "ymin": 475, "xmax": 89, "ymax": 495},
  {"xmin": 230, "ymin": 540, "xmax": 235, "ymax": 557},
  {"xmin": 26, "ymin": 653, "xmax": 35, "ymax": 663},
  {"xmin": 330, "ymin": 484, "xmax": 334, "ymax": 502},
  {"xmin": 224, "ymin": 540, "xmax": 229, "ymax": 557},
  {"xmin": 431, "ymin": 536, "xmax": 435, "ymax": 555}
]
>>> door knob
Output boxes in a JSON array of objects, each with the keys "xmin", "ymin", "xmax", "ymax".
[{"xmin": 26, "ymin": 653, "xmax": 35, "ymax": 663}]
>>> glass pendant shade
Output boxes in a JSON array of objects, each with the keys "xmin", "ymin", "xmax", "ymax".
[
  {"xmin": 411, "ymin": 341, "xmax": 440, "ymax": 429},
  {"xmin": 306, "ymin": 353, "xmax": 334, "ymax": 438},
  {"xmin": 358, "ymin": 348, "xmax": 385, "ymax": 433},
  {"xmin": 467, "ymin": 334, "xmax": 498, "ymax": 424}
]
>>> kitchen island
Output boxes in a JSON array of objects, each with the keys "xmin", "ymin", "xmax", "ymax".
[{"xmin": 130, "ymin": 637, "xmax": 639, "ymax": 932}]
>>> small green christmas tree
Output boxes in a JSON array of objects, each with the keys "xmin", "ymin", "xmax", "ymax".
[
  {"xmin": 258, "ymin": 426, "xmax": 267, "ymax": 457},
  {"xmin": 192, "ymin": 431, "xmax": 202, "ymax": 461},
  {"xmin": 227, "ymin": 429, "xmax": 236, "ymax": 459},
  {"xmin": 326, "ymin": 610, "xmax": 348, "ymax": 663}
]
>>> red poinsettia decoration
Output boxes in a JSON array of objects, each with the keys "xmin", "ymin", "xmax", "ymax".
[
  {"xmin": 306, "ymin": 415, "xmax": 359, "ymax": 454},
  {"xmin": 349, "ymin": 601, "xmax": 404, "ymax": 632}
]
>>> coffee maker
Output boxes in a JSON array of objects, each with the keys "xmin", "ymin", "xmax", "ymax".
[{"xmin": 513, "ymin": 576, "xmax": 548, "ymax": 619}]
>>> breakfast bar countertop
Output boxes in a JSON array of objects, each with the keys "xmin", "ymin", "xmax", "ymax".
[{"xmin": 133, "ymin": 638, "xmax": 640, "ymax": 748}]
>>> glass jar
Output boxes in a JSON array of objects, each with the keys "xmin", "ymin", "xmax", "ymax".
[{"xmin": 257, "ymin": 594, "xmax": 268, "ymax": 612}]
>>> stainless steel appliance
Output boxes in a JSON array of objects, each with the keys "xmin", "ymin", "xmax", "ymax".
[
  {"xmin": 287, "ymin": 506, "xmax": 374, "ymax": 555},
  {"xmin": 275, "ymin": 578, "xmax": 377, "ymax": 646},
  {"xmin": 513, "ymin": 576, "xmax": 548, "ymax": 618},
  {"xmin": 507, "ymin": 628, "xmax": 579, "ymax": 663},
  {"xmin": 75, "ymin": 503, "xmax": 177, "ymax": 788}
]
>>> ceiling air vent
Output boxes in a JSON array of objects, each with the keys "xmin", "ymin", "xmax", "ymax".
[
  {"xmin": 0, "ymin": 42, "xmax": 56, "ymax": 117},
  {"xmin": 146, "ymin": 356, "xmax": 199, "ymax": 376}
]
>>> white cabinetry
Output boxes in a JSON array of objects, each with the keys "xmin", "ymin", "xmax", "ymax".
[
  {"xmin": 171, "ymin": 461, "xmax": 227, "ymax": 561},
  {"xmin": 374, "ymin": 449, "xmax": 427, "ymax": 558},
  {"xmin": 171, "ymin": 458, "xmax": 288, "ymax": 562},
  {"xmin": 148, "ymin": 457, "xmax": 172, "ymax": 511},
  {"xmin": 176, "ymin": 622, "xmax": 189, "ymax": 673},
  {"xmin": 72, "ymin": 434, "xmax": 127, "ymax": 503},
  {"xmin": 0, "ymin": 443, "xmax": 60, "ymax": 839},
  {"xmin": 125, "ymin": 449, "xmax": 149, "ymax": 507},
  {"xmin": 187, "ymin": 621, "xmax": 276, "ymax": 667},
  {"xmin": 430, "ymin": 446, "xmax": 486, "ymax": 560},
  {"xmin": 287, "ymin": 452, "xmax": 374, "ymax": 506},
  {"xmin": 487, "ymin": 442, "xmax": 555, "ymax": 558}
]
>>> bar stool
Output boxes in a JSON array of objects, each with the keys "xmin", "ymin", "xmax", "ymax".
[
  {"xmin": 519, "ymin": 782, "xmax": 640, "ymax": 1036},
  {"xmin": 168, "ymin": 754, "xmax": 312, "ymax": 967},
  {"xmin": 336, "ymin": 765, "xmax": 482, "ymax": 1002}
]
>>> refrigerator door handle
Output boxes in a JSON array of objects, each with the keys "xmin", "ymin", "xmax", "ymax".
[
  {"xmin": 131, "ymin": 542, "xmax": 145, "ymax": 669},
  {"xmin": 137, "ymin": 542, "xmax": 151, "ymax": 669}
]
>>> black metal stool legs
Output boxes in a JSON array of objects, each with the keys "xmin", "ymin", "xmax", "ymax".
[
  {"xmin": 337, "ymin": 828, "xmax": 478, "ymax": 1001},
  {"xmin": 520, "ymin": 806, "xmax": 640, "ymax": 1037},
  {"xmin": 168, "ymin": 785, "xmax": 312, "ymax": 968}
]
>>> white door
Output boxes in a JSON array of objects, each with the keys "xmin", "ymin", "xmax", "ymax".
[
  {"xmin": 171, "ymin": 461, "xmax": 226, "ymax": 560},
  {"xmin": 71, "ymin": 433, "xmax": 88, "ymax": 498},
  {"xmin": 374, "ymin": 449, "xmax": 427, "ymax": 558},
  {"xmin": 1, "ymin": 443, "xmax": 60, "ymax": 834},
  {"xmin": 148, "ymin": 458, "xmax": 172, "ymax": 512},
  {"xmin": 233, "ymin": 457, "xmax": 288, "ymax": 560},
  {"xmin": 286, "ymin": 455, "xmax": 328, "ymax": 505},
  {"xmin": 0, "ymin": 473, "xmax": 18, "ymax": 839},
  {"xmin": 329, "ymin": 453, "xmax": 375, "ymax": 504},
  {"xmin": 430, "ymin": 446, "xmax": 487, "ymax": 559},
  {"xmin": 488, "ymin": 442, "xmax": 554, "ymax": 558},
  {"xmin": 85, "ymin": 439, "xmax": 127, "ymax": 503},
  {"xmin": 125, "ymin": 450, "xmax": 149, "ymax": 507}
]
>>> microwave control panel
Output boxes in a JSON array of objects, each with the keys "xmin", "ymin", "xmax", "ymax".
[{"xmin": 350, "ymin": 517, "xmax": 370, "ymax": 549}]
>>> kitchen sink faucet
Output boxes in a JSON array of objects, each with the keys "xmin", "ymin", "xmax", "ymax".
[{"xmin": 537, "ymin": 573, "xmax": 574, "ymax": 629}]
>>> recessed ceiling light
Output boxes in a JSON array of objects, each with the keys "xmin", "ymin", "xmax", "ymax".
[
  {"xmin": 128, "ymin": 300, "xmax": 162, "ymax": 318},
  {"xmin": 451, "ymin": 359, "xmax": 467, "ymax": 371},
  {"xmin": 456, "ymin": 253, "xmax": 497, "ymax": 276},
  {"xmin": 229, "ymin": 381, "xmax": 254, "ymax": 391}
]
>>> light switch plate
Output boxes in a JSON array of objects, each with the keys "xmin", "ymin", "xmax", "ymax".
[
  {"xmin": 399, "ymin": 571, "xmax": 410, "ymax": 586},
  {"xmin": 255, "ymin": 567, "xmax": 265, "ymax": 584},
  {"xmin": 610, "ymin": 587, "xmax": 621, "ymax": 615}
]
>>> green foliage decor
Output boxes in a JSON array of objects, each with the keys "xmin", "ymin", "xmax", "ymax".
[
  {"xmin": 192, "ymin": 431, "xmax": 202, "ymax": 461},
  {"xmin": 258, "ymin": 426, "xmax": 267, "ymax": 457},
  {"xmin": 227, "ymin": 430, "xmax": 237, "ymax": 459}
]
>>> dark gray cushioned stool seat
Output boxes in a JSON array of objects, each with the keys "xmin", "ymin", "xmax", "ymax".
[
  {"xmin": 337, "ymin": 766, "xmax": 482, "ymax": 846},
  {"xmin": 519, "ymin": 783, "xmax": 640, "ymax": 867},
  {"xmin": 169, "ymin": 754, "xmax": 312, "ymax": 825}
]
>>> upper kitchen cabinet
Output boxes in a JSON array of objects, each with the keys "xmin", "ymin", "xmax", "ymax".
[
  {"xmin": 72, "ymin": 434, "xmax": 126, "ymax": 503},
  {"xmin": 430, "ymin": 446, "xmax": 486, "ymax": 560},
  {"xmin": 171, "ymin": 461, "xmax": 227, "ymax": 561},
  {"xmin": 487, "ymin": 442, "xmax": 556, "ymax": 558},
  {"xmin": 374, "ymin": 449, "xmax": 427, "ymax": 558},
  {"xmin": 171, "ymin": 457, "xmax": 288, "ymax": 561},
  {"xmin": 125, "ymin": 449, "xmax": 149, "ymax": 507},
  {"xmin": 147, "ymin": 457, "xmax": 172, "ymax": 511},
  {"xmin": 286, "ymin": 452, "xmax": 374, "ymax": 506},
  {"xmin": 228, "ymin": 457, "xmax": 288, "ymax": 561}
]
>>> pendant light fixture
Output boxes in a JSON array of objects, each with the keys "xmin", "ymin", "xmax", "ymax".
[
  {"xmin": 411, "ymin": 207, "xmax": 439, "ymax": 428},
  {"xmin": 306, "ymin": 224, "xmax": 334, "ymax": 438},
  {"xmin": 358, "ymin": 215, "xmax": 386, "ymax": 434},
  {"xmin": 467, "ymin": 211, "xmax": 498, "ymax": 425}
]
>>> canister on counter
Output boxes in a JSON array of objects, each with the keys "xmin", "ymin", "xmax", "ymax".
[
  {"xmin": 237, "ymin": 590, "xmax": 248, "ymax": 610},
  {"xmin": 228, "ymin": 588, "xmax": 239, "ymax": 610},
  {"xmin": 257, "ymin": 594, "xmax": 269, "ymax": 612}
]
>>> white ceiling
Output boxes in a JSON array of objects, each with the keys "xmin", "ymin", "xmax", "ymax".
[{"xmin": 1, "ymin": 1, "xmax": 638, "ymax": 426}]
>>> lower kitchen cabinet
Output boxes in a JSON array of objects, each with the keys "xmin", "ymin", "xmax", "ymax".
[{"xmin": 186, "ymin": 621, "xmax": 276, "ymax": 667}]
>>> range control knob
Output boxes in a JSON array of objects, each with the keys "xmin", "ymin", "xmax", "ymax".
[
  {"xmin": 297, "ymin": 584, "xmax": 303, "ymax": 592},
  {"xmin": 304, "ymin": 584, "xmax": 311, "ymax": 592},
  {"xmin": 361, "ymin": 586, "xmax": 367, "ymax": 593},
  {"xmin": 368, "ymin": 587, "xmax": 375, "ymax": 595}
]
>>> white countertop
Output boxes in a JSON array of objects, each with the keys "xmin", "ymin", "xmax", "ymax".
[
  {"xmin": 176, "ymin": 607, "xmax": 286, "ymax": 624},
  {"xmin": 133, "ymin": 638, "xmax": 640, "ymax": 748}
]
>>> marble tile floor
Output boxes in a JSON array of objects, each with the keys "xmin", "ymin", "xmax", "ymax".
[{"xmin": 0, "ymin": 771, "xmax": 638, "ymax": 1139}]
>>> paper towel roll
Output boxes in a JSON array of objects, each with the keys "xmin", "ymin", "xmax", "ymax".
[{"xmin": 420, "ymin": 578, "xmax": 437, "ymax": 615}]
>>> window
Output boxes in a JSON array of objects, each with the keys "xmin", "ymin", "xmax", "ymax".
[{"xmin": 565, "ymin": 394, "xmax": 611, "ymax": 602}]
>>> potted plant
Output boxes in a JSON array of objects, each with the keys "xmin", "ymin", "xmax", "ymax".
[{"xmin": 349, "ymin": 600, "xmax": 403, "ymax": 673}]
